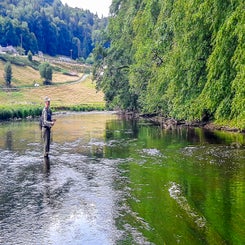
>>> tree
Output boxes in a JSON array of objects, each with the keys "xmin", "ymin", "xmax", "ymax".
[
  {"xmin": 4, "ymin": 62, "xmax": 12, "ymax": 87},
  {"xmin": 27, "ymin": 50, "xmax": 33, "ymax": 61},
  {"xmin": 39, "ymin": 62, "xmax": 52, "ymax": 84},
  {"xmin": 93, "ymin": 0, "xmax": 140, "ymax": 111}
]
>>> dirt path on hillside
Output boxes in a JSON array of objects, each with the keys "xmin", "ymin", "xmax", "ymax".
[{"xmin": 56, "ymin": 74, "xmax": 89, "ymax": 86}]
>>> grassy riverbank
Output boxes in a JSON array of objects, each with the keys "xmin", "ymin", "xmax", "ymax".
[{"xmin": 0, "ymin": 54, "xmax": 105, "ymax": 120}]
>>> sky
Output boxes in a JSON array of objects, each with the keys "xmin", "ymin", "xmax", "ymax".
[{"xmin": 60, "ymin": 0, "xmax": 112, "ymax": 17}]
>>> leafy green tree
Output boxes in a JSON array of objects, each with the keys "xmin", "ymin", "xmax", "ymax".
[
  {"xmin": 4, "ymin": 62, "xmax": 12, "ymax": 87},
  {"xmin": 27, "ymin": 50, "xmax": 33, "ymax": 61},
  {"xmin": 39, "ymin": 62, "xmax": 52, "ymax": 85},
  {"xmin": 198, "ymin": 0, "xmax": 243, "ymax": 122},
  {"xmin": 94, "ymin": 0, "xmax": 245, "ymax": 129},
  {"xmin": 130, "ymin": 0, "xmax": 161, "ymax": 112},
  {"xmin": 94, "ymin": 0, "xmax": 140, "ymax": 111}
]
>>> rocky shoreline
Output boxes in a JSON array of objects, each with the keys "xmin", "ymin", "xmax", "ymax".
[
  {"xmin": 154, "ymin": 117, "xmax": 244, "ymax": 133},
  {"xmin": 117, "ymin": 111, "xmax": 245, "ymax": 133}
]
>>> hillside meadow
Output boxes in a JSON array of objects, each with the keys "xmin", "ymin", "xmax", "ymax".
[{"xmin": 0, "ymin": 57, "xmax": 105, "ymax": 120}]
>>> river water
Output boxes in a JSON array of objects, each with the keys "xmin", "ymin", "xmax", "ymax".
[{"xmin": 0, "ymin": 112, "xmax": 244, "ymax": 245}]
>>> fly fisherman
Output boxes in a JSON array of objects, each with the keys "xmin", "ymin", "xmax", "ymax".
[{"xmin": 42, "ymin": 96, "xmax": 56, "ymax": 157}]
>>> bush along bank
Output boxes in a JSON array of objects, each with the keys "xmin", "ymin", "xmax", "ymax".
[
  {"xmin": 0, "ymin": 105, "xmax": 42, "ymax": 121},
  {"xmin": 53, "ymin": 104, "xmax": 105, "ymax": 112},
  {"xmin": 0, "ymin": 104, "xmax": 105, "ymax": 121}
]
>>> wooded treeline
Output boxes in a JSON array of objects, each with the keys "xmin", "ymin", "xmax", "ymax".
[
  {"xmin": 0, "ymin": 0, "xmax": 107, "ymax": 59},
  {"xmin": 93, "ymin": 0, "xmax": 245, "ymax": 128}
]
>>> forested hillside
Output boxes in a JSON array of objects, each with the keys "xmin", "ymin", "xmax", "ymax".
[
  {"xmin": 0, "ymin": 0, "xmax": 107, "ymax": 59},
  {"xmin": 93, "ymin": 0, "xmax": 245, "ymax": 129}
]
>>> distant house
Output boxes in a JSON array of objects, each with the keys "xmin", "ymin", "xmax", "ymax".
[{"xmin": 0, "ymin": 45, "xmax": 18, "ymax": 54}]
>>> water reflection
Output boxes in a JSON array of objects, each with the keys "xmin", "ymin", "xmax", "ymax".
[
  {"xmin": 104, "ymin": 119, "xmax": 245, "ymax": 244},
  {"xmin": 5, "ymin": 131, "xmax": 13, "ymax": 150},
  {"xmin": 0, "ymin": 113, "xmax": 244, "ymax": 245}
]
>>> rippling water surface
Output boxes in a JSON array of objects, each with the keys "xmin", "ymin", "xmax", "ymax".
[{"xmin": 0, "ymin": 112, "xmax": 244, "ymax": 244}]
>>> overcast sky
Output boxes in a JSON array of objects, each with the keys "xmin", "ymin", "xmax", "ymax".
[{"xmin": 60, "ymin": 0, "xmax": 112, "ymax": 17}]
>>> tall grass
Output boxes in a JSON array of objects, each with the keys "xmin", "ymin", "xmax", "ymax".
[
  {"xmin": 0, "ymin": 104, "xmax": 105, "ymax": 121},
  {"xmin": 0, "ymin": 105, "xmax": 42, "ymax": 120},
  {"xmin": 54, "ymin": 104, "xmax": 105, "ymax": 112}
]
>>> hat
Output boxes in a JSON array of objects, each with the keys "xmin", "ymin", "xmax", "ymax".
[{"xmin": 44, "ymin": 96, "xmax": 51, "ymax": 102}]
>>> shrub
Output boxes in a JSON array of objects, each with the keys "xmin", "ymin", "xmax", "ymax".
[{"xmin": 4, "ymin": 62, "xmax": 12, "ymax": 86}]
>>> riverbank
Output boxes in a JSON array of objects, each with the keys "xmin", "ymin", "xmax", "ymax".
[
  {"xmin": 116, "ymin": 111, "xmax": 245, "ymax": 134},
  {"xmin": 150, "ymin": 116, "xmax": 244, "ymax": 133},
  {"xmin": 149, "ymin": 116, "xmax": 245, "ymax": 133},
  {"xmin": 1, "ymin": 107, "xmax": 244, "ymax": 135}
]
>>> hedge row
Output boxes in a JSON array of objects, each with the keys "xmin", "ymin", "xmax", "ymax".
[
  {"xmin": 0, "ymin": 104, "xmax": 105, "ymax": 120},
  {"xmin": 0, "ymin": 106, "xmax": 42, "ymax": 120}
]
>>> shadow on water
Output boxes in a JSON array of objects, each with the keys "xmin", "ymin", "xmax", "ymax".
[{"xmin": 0, "ymin": 112, "xmax": 244, "ymax": 245}]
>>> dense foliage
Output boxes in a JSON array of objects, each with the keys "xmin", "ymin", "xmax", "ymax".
[
  {"xmin": 0, "ymin": 0, "xmax": 107, "ymax": 59},
  {"xmin": 94, "ymin": 0, "xmax": 245, "ymax": 128},
  {"xmin": 39, "ymin": 62, "xmax": 52, "ymax": 84}
]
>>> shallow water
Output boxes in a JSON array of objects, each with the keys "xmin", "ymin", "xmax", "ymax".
[{"xmin": 0, "ymin": 112, "xmax": 244, "ymax": 244}]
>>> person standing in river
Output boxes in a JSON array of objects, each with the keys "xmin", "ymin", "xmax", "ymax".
[{"xmin": 42, "ymin": 96, "xmax": 56, "ymax": 157}]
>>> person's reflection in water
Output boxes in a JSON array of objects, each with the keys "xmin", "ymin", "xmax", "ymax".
[
  {"xmin": 42, "ymin": 156, "xmax": 52, "ymax": 208},
  {"xmin": 43, "ymin": 156, "xmax": 50, "ymax": 176},
  {"xmin": 5, "ymin": 131, "xmax": 13, "ymax": 150}
]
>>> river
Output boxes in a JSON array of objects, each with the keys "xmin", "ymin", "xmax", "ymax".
[{"xmin": 0, "ymin": 112, "xmax": 244, "ymax": 245}]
